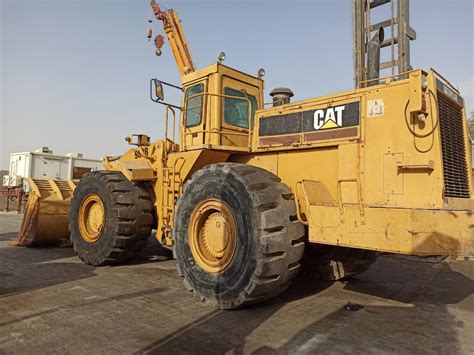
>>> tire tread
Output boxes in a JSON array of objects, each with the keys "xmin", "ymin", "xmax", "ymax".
[
  {"xmin": 70, "ymin": 171, "xmax": 153, "ymax": 266},
  {"xmin": 174, "ymin": 163, "xmax": 305, "ymax": 309}
]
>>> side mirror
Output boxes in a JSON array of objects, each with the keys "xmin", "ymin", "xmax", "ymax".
[
  {"xmin": 149, "ymin": 78, "xmax": 182, "ymax": 110},
  {"xmin": 152, "ymin": 79, "xmax": 165, "ymax": 101}
]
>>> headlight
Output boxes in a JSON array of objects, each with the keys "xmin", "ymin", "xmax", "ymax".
[
  {"xmin": 421, "ymin": 75, "xmax": 428, "ymax": 91},
  {"xmin": 417, "ymin": 113, "xmax": 427, "ymax": 123},
  {"xmin": 217, "ymin": 51, "xmax": 226, "ymax": 63}
]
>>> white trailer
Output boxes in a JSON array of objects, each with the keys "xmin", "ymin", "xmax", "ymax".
[{"xmin": 4, "ymin": 147, "xmax": 102, "ymax": 190}]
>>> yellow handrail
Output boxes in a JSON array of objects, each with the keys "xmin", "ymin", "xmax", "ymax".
[{"xmin": 357, "ymin": 69, "xmax": 415, "ymax": 88}]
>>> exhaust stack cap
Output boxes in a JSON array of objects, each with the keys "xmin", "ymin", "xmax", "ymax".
[{"xmin": 270, "ymin": 87, "xmax": 294, "ymax": 107}]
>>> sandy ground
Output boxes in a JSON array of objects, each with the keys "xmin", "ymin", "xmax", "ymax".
[{"xmin": 1, "ymin": 212, "xmax": 473, "ymax": 354}]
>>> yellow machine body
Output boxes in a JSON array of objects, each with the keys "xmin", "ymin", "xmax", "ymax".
[
  {"xmin": 15, "ymin": 2, "xmax": 469, "ymax": 310},
  {"xmin": 103, "ymin": 64, "xmax": 473, "ymax": 257}
]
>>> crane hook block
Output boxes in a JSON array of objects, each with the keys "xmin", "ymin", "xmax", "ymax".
[
  {"xmin": 155, "ymin": 34, "xmax": 164, "ymax": 49},
  {"xmin": 154, "ymin": 34, "xmax": 164, "ymax": 56}
]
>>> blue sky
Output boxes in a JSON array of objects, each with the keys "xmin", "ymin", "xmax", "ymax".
[{"xmin": 1, "ymin": 0, "xmax": 473, "ymax": 170}]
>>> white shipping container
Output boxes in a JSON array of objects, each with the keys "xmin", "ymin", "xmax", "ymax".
[
  {"xmin": 8, "ymin": 175, "xmax": 23, "ymax": 187},
  {"xmin": 2, "ymin": 175, "xmax": 9, "ymax": 187},
  {"xmin": 7, "ymin": 148, "xmax": 102, "ymax": 190}
]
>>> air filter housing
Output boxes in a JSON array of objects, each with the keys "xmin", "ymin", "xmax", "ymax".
[{"xmin": 270, "ymin": 87, "xmax": 294, "ymax": 107}]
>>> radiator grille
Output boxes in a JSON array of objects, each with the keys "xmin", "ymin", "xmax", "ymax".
[{"xmin": 437, "ymin": 92, "xmax": 470, "ymax": 198}]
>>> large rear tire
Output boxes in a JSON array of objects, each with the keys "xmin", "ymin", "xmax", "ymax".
[
  {"xmin": 174, "ymin": 163, "xmax": 305, "ymax": 309},
  {"xmin": 69, "ymin": 171, "xmax": 153, "ymax": 266},
  {"xmin": 302, "ymin": 244, "xmax": 379, "ymax": 281}
]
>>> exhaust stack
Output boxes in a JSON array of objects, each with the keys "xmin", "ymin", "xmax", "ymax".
[
  {"xmin": 270, "ymin": 88, "xmax": 294, "ymax": 107},
  {"xmin": 367, "ymin": 27, "xmax": 384, "ymax": 86}
]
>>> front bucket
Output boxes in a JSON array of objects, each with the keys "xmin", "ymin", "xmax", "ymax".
[{"xmin": 14, "ymin": 179, "xmax": 76, "ymax": 246}]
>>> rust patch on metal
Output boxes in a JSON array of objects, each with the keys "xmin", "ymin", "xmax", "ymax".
[
  {"xmin": 259, "ymin": 135, "xmax": 301, "ymax": 146},
  {"xmin": 304, "ymin": 127, "xmax": 358, "ymax": 142}
]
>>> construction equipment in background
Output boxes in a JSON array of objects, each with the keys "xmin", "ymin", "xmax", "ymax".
[
  {"xmin": 22, "ymin": 1, "xmax": 473, "ymax": 309},
  {"xmin": 147, "ymin": 0, "xmax": 195, "ymax": 76},
  {"xmin": 14, "ymin": 179, "xmax": 76, "ymax": 246},
  {"xmin": 353, "ymin": 0, "xmax": 416, "ymax": 87}
]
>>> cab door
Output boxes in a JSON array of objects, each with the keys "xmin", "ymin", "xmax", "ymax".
[
  {"xmin": 220, "ymin": 76, "xmax": 260, "ymax": 149},
  {"xmin": 182, "ymin": 80, "xmax": 207, "ymax": 149}
]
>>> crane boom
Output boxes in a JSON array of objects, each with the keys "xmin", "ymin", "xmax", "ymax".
[{"xmin": 151, "ymin": 1, "xmax": 195, "ymax": 76}]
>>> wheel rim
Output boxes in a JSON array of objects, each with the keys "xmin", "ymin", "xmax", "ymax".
[
  {"xmin": 78, "ymin": 193, "xmax": 105, "ymax": 243},
  {"xmin": 189, "ymin": 199, "xmax": 237, "ymax": 273}
]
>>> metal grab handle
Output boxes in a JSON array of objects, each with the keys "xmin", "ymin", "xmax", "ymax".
[
  {"xmin": 337, "ymin": 179, "xmax": 364, "ymax": 218},
  {"xmin": 397, "ymin": 160, "xmax": 434, "ymax": 170}
]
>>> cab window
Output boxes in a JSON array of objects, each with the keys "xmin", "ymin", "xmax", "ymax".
[
  {"xmin": 185, "ymin": 83, "xmax": 204, "ymax": 127},
  {"xmin": 223, "ymin": 87, "xmax": 257, "ymax": 129}
]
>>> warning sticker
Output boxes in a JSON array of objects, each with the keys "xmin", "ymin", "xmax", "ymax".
[{"xmin": 367, "ymin": 99, "xmax": 384, "ymax": 117}]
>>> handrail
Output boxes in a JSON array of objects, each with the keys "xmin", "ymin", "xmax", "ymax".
[
  {"xmin": 163, "ymin": 105, "xmax": 178, "ymax": 160},
  {"xmin": 357, "ymin": 69, "xmax": 415, "ymax": 88},
  {"xmin": 184, "ymin": 130, "xmax": 250, "ymax": 137},
  {"xmin": 430, "ymin": 67, "xmax": 460, "ymax": 94},
  {"xmin": 164, "ymin": 106, "xmax": 177, "ymax": 145},
  {"xmin": 263, "ymin": 99, "xmax": 286, "ymax": 107}
]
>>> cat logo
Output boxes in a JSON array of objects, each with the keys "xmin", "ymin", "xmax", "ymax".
[
  {"xmin": 258, "ymin": 101, "xmax": 359, "ymax": 137},
  {"xmin": 313, "ymin": 105, "xmax": 346, "ymax": 130}
]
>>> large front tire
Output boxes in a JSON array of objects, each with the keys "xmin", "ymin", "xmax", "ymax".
[
  {"xmin": 69, "ymin": 171, "xmax": 153, "ymax": 266},
  {"xmin": 174, "ymin": 163, "xmax": 305, "ymax": 309}
]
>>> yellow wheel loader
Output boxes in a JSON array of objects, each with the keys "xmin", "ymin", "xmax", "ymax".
[{"xmin": 18, "ymin": 2, "xmax": 473, "ymax": 309}]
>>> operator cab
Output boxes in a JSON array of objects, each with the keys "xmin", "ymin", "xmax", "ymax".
[{"xmin": 180, "ymin": 63, "xmax": 263, "ymax": 152}]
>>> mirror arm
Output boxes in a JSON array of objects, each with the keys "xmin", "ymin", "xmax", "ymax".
[
  {"xmin": 151, "ymin": 100, "xmax": 182, "ymax": 110},
  {"xmin": 150, "ymin": 78, "xmax": 183, "ymax": 92},
  {"xmin": 158, "ymin": 80, "xmax": 184, "ymax": 92},
  {"xmin": 149, "ymin": 78, "xmax": 183, "ymax": 110}
]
